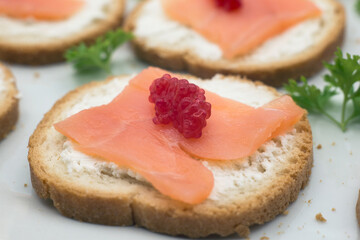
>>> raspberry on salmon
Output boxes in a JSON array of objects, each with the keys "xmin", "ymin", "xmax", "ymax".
[
  {"xmin": 215, "ymin": 0, "xmax": 242, "ymax": 12},
  {"xmin": 149, "ymin": 74, "xmax": 211, "ymax": 138}
]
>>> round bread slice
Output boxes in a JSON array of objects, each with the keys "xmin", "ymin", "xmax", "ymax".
[
  {"xmin": 125, "ymin": 0, "xmax": 345, "ymax": 87},
  {"xmin": 0, "ymin": 0, "xmax": 125, "ymax": 65},
  {"xmin": 28, "ymin": 73, "xmax": 313, "ymax": 238},
  {"xmin": 0, "ymin": 63, "xmax": 19, "ymax": 140}
]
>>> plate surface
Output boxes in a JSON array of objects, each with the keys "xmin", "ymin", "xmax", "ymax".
[{"xmin": 0, "ymin": 0, "xmax": 360, "ymax": 239}]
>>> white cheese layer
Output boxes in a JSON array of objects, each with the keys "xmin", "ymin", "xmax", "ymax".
[
  {"xmin": 0, "ymin": 0, "xmax": 111, "ymax": 41},
  {"xmin": 60, "ymin": 75, "xmax": 296, "ymax": 202},
  {"xmin": 134, "ymin": 0, "xmax": 330, "ymax": 62}
]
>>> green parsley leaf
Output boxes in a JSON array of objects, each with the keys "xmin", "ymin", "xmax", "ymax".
[
  {"xmin": 65, "ymin": 29, "xmax": 133, "ymax": 74},
  {"xmin": 284, "ymin": 49, "xmax": 360, "ymax": 131},
  {"xmin": 284, "ymin": 77, "xmax": 336, "ymax": 113},
  {"xmin": 356, "ymin": 0, "xmax": 360, "ymax": 15}
]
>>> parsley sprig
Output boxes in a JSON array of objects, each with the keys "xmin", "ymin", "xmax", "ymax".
[
  {"xmin": 65, "ymin": 29, "xmax": 133, "ymax": 74},
  {"xmin": 285, "ymin": 49, "xmax": 360, "ymax": 131},
  {"xmin": 356, "ymin": 0, "xmax": 360, "ymax": 15}
]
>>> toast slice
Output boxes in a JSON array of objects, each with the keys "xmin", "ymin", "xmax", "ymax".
[
  {"xmin": 0, "ymin": 0, "xmax": 125, "ymax": 65},
  {"xmin": 0, "ymin": 63, "xmax": 19, "ymax": 140},
  {"xmin": 28, "ymin": 73, "xmax": 313, "ymax": 238},
  {"xmin": 125, "ymin": 0, "xmax": 345, "ymax": 87}
]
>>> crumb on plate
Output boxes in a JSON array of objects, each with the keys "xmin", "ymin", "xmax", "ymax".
[
  {"xmin": 34, "ymin": 72, "xmax": 40, "ymax": 78},
  {"xmin": 316, "ymin": 213, "xmax": 327, "ymax": 222}
]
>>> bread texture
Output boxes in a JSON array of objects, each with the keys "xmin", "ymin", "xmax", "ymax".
[
  {"xmin": 125, "ymin": 0, "xmax": 345, "ymax": 87},
  {"xmin": 0, "ymin": 0, "xmax": 125, "ymax": 65},
  {"xmin": 28, "ymin": 73, "xmax": 313, "ymax": 238},
  {"xmin": 0, "ymin": 63, "xmax": 19, "ymax": 140}
]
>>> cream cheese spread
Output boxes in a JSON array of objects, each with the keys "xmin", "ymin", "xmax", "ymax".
[{"xmin": 59, "ymin": 75, "xmax": 296, "ymax": 201}]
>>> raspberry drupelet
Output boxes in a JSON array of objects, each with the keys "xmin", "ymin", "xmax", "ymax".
[
  {"xmin": 215, "ymin": 0, "xmax": 242, "ymax": 12},
  {"xmin": 149, "ymin": 74, "xmax": 211, "ymax": 139}
]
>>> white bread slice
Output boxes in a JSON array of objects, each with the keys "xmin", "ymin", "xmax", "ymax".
[
  {"xmin": 28, "ymin": 73, "xmax": 313, "ymax": 238},
  {"xmin": 0, "ymin": 63, "xmax": 19, "ymax": 140},
  {"xmin": 0, "ymin": 0, "xmax": 124, "ymax": 65},
  {"xmin": 125, "ymin": 0, "xmax": 345, "ymax": 87}
]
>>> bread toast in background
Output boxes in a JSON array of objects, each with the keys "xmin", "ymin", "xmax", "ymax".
[
  {"xmin": 125, "ymin": 0, "xmax": 345, "ymax": 87},
  {"xmin": 0, "ymin": 63, "xmax": 19, "ymax": 140},
  {"xmin": 0, "ymin": 0, "xmax": 125, "ymax": 65},
  {"xmin": 28, "ymin": 73, "xmax": 313, "ymax": 238}
]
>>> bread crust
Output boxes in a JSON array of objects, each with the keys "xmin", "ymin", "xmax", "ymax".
[
  {"xmin": 0, "ymin": 0, "xmax": 125, "ymax": 65},
  {"xmin": 28, "ymin": 75, "xmax": 313, "ymax": 238},
  {"xmin": 0, "ymin": 64, "xmax": 19, "ymax": 140},
  {"xmin": 124, "ymin": 0, "xmax": 345, "ymax": 87}
]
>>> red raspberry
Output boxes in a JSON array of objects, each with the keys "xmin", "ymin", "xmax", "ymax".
[
  {"xmin": 149, "ymin": 74, "xmax": 211, "ymax": 138},
  {"xmin": 215, "ymin": 0, "xmax": 242, "ymax": 12}
]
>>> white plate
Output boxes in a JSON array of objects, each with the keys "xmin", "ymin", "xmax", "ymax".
[{"xmin": 1, "ymin": 0, "xmax": 360, "ymax": 239}]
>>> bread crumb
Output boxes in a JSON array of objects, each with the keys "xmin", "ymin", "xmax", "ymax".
[
  {"xmin": 283, "ymin": 210, "xmax": 289, "ymax": 216},
  {"xmin": 278, "ymin": 222, "xmax": 283, "ymax": 228},
  {"xmin": 316, "ymin": 213, "xmax": 327, "ymax": 222},
  {"xmin": 316, "ymin": 144, "xmax": 322, "ymax": 149},
  {"xmin": 329, "ymin": 158, "xmax": 332, "ymax": 163},
  {"xmin": 277, "ymin": 231, "xmax": 284, "ymax": 235},
  {"xmin": 307, "ymin": 199, "xmax": 312, "ymax": 204},
  {"xmin": 260, "ymin": 237, "xmax": 269, "ymax": 240},
  {"xmin": 34, "ymin": 72, "xmax": 40, "ymax": 79},
  {"xmin": 320, "ymin": 179, "xmax": 323, "ymax": 183},
  {"xmin": 24, "ymin": 184, "xmax": 27, "ymax": 187},
  {"xmin": 331, "ymin": 208, "xmax": 336, "ymax": 212},
  {"xmin": 350, "ymin": 151, "xmax": 352, "ymax": 156},
  {"xmin": 331, "ymin": 142, "xmax": 336, "ymax": 146}
]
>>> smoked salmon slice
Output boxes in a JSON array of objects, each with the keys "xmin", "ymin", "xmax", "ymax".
[
  {"xmin": 161, "ymin": 0, "xmax": 321, "ymax": 59},
  {"xmin": 54, "ymin": 67, "xmax": 304, "ymax": 203},
  {"xmin": 0, "ymin": 0, "xmax": 84, "ymax": 21}
]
